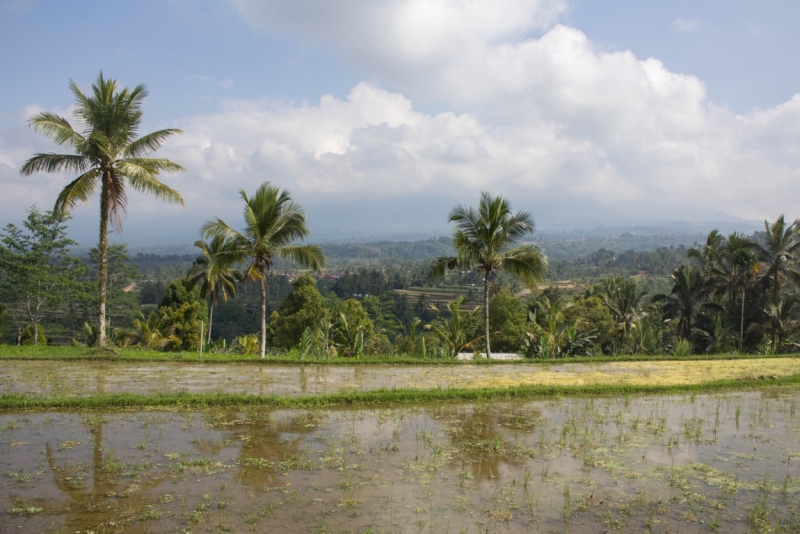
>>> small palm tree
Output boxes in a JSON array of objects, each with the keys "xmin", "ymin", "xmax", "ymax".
[
  {"xmin": 429, "ymin": 192, "xmax": 547, "ymax": 357},
  {"xmin": 425, "ymin": 296, "xmax": 483, "ymax": 359},
  {"xmin": 600, "ymin": 276, "xmax": 649, "ymax": 341},
  {"xmin": 764, "ymin": 294, "xmax": 800, "ymax": 350},
  {"xmin": 186, "ymin": 235, "xmax": 243, "ymax": 344},
  {"xmin": 20, "ymin": 72, "xmax": 185, "ymax": 348},
  {"xmin": 525, "ymin": 297, "xmax": 596, "ymax": 357},
  {"xmin": 747, "ymin": 215, "xmax": 800, "ymax": 302},
  {"xmin": 334, "ymin": 312, "xmax": 367, "ymax": 358},
  {"xmin": 202, "ymin": 182, "xmax": 325, "ymax": 358},
  {"xmin": 130, "ymin": 311, "xmax": 178, "ymax": 350}
]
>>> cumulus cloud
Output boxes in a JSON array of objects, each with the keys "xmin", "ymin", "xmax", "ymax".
[
  {"xmin": 232, "ymin": 0, "xmax": 568, "ymax": 105},
  {"xmin": 2, "ymin": 0, "xmax": 800, "ymax": 242}
]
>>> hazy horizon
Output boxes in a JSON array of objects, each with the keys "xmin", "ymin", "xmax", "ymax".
[{"xmin": 2, "ymin": 0, "xmax": 798, "ymax": 243}]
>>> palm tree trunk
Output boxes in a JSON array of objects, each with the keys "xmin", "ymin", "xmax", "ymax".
[
  {"xmin": 208, "ymin": 301, "xmax": 214, "ymax": 345},
  {"xmin": 259, "ymin": 272, "xmax": 267, "ymax": 359},
  {"xmin": 97, "ymin": 187, "xmax": 110, "ymax": 349},
  {"xmin": 484, "ymin": 271, "xmax": 491, "ymax": 359},
  {"xmin": 740, "ymin": 287, "xmax": 745, "ymax": 353}
]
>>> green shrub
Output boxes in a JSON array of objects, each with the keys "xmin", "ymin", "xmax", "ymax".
[
  {"xmin": 20, "ymin": 324, "xmax": 46, "ymax": 346},
  {"xmin": 673, "ymin": 338, "xmax": 692, "ymax": 357}
]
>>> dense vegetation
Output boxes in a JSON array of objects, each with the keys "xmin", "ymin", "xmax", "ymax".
[
  {"xmin": 3, "ymin": 207, "xmax": 798, "ymax": 357},
  {"xmin": 5, "ymin": 72, "xmax": 800, "ymax": 359}
]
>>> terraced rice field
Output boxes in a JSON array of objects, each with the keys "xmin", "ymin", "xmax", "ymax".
[{"xmin": 1, "ymin": 389, "xmax": 800, "ymax": 532}]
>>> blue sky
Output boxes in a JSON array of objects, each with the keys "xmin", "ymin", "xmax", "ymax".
[{"xmin": 2, "ymin": 0, "xmax": 799, "ymax": 244}]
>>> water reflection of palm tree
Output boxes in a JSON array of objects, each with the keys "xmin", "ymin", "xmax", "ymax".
[
  {"xmin": 435, "ymin": 406, "xmax": 536, "ymax": 482},
  {"xmin": 43, "ymin": 418, "xmax": 168, "ymax": 532},
  {"xmin": 200, "ymin": 409, "xmax": 324, "ymax": 490}
]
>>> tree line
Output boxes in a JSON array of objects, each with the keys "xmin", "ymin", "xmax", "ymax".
[{"xmin": 5, "ymin": 71, "xmax": 800, "ymax": 358}]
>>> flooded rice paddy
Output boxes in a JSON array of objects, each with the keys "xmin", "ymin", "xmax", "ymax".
[
  {"xmin": 1, "ymin": 388, "xmax": 800, "ymax": 533},
  {"xmin": 3, "ymin": 358, "xmax": 800, "ymax": 397}
]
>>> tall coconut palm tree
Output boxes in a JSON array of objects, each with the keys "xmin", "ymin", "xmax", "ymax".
[
  {"xmin": 186, "ymin": 235, "xmax": 243, "ymax": 344},
  {"xmin": 714, "ymin": 233, "xmax": 757, "ymax": 352},
  {"xmin": 747, "ymin": 215, "xmax": 800, "ymax": 302},
  {"xmin": 429, "ymin": 192, "xmax": 547, "ymax": 358},
  {"xmin": 688, "ymin": 229, "xmax": 724, "ymax": 277},
  {"xmin": 202, "ymin": 182, "xmax": 325, "ymax": 358},
  {"xmin": 19, "ymin": 72, "xmax": 184, "ymax": 348},
  {"xmin": 653, "ymin": 265, "xmax": 712, "ymax": 340},
  {"xmin": 599, "ymin": 276, "xmax": 649, "ymax": 341}
]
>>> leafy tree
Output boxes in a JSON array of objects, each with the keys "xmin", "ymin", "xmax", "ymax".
[
  {"xmin": 20, "ymin": 324, "xmax": 47, "ymax": 345},
  {"xmin": 158, "ymin": 279, "xmax": 207, "ymax": 351},
  {"xmin": 362, "ymin": 294, "xmax": 403, "ymax": 339},
  {"xmin": 332, "ymin": 268, "xmax": 390, "ymax": 298},
  {"xmin": 202, "ymin": 182, "xmax": 325, "ymax": 358},
  {"xmin": 562, "ymin": 296, "xmax": 616, "ymax": 352},
  {"xmin": 20, "ymin": 72, "xmax": 185, "ymax": 348},
  {"xmin": 365, "ymin": 333, "xmax": 392, "ymax": 355},
  {"xmin": 186, "ymin": 235, "xmax": 243, "ymax": 344},
  {"xmin": 488, "ymin": 290, "xmax": 527, "ymax": 352},
  {"xmin": 0, "ymin": 207, "xmax": 81, "ymax": 345},
  {"xmin": 268, "ymin": 275, "xmax": 327, "ymax": 350},
  {"xmin": 430, "ymin": 192, "xmax": 547, "ymax": 357}
]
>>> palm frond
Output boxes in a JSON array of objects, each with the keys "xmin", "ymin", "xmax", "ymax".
[
  {"xmin": 276, "ymin": 244, "xmax": 326, "ymax": 271},
  {"xmin": 27, "ymin": 112, "xmax": 85, "ymax": 148},
  {"xmin": 52, "ymin": 170, "xmax": 100, "ymax": 216},
  {"xmin": 202, "ymin": 217, "xmax": 245, "ymax": 240},
  {"xmin": 121, "ymin": 164, "xmax": 184, "ymax": 205},
  {"xmin": 122, "ymin": 129, "xmax": 183, "ymax": 158},
  {"xmin": 500, "ymin": 244, "xmax": 547, "ymax": 287},
  {"xmin": 20, "ymin": 153, "xmax": 89, "ymax": 175},
  {"xmin": 428, "ymin": 256, "xmax": 462, "ymax": 280}
]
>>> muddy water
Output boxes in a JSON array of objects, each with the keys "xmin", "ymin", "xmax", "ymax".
[
  {"xmin": 3, "ymin": 358, "xmax": 800, "ymax": 397},
  {"xmin": 1, "ymin": 389, "xmax": 800, "ymax": 533}
]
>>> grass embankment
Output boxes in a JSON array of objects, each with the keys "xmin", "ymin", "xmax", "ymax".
[
  {"xmin": 1, "ymin": 345, "xmax": 799, "ymax": 365},
  {"xmin": 2, "ymin": 374, "xmax": 799, "ymax": 411}
]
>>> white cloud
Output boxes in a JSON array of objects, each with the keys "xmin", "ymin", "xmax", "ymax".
[
  {"xmin": 2, "ymin": 0, "xmax": 800, "ymax": 239},
  {"xmin": 671, "ymin": 16, "xmax": 702, "ymax": 32},
  {"xmin": 153, "ymin": 78, "xmax": 800, "ymax": 222},
  {"xmin": 232, "ymin": 0, "xmax": 569, "ymax": 104}
]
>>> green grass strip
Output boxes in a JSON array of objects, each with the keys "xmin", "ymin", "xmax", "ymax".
[
  {"xmin": 2, "ymin": 374, "xmax": 799, "ymax": 411},
  {"xmin": 1, "ymin": 346, "xmax": 799, "ymax": 366}
]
